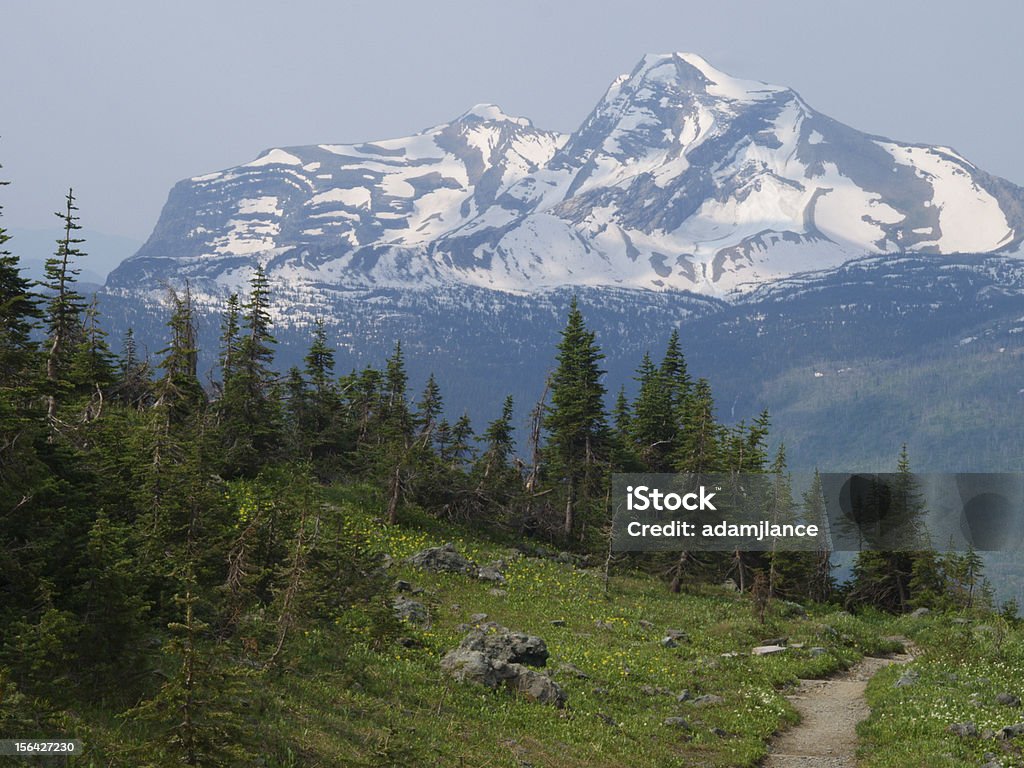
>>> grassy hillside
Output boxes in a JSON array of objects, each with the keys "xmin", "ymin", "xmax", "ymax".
[{"xmin": 72, "ymin": 485, "xmax": 895, "ymax": 767}]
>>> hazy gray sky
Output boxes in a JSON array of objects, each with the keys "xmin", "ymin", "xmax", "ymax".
[{"xmin": 2, "ymin": 0, "xmax": 1022, "ymax": 244}]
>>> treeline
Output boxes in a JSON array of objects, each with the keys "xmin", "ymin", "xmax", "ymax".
[{"xmin": 0, "ymin": 180, "xmax": 1003, "ymax": 762}]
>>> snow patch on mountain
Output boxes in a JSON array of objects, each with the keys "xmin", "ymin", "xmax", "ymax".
[
  {"xmin": 247, "ymin": 148, "xmax": 302, "ymax": 167},
  {"xmin": 878, "ymin": 142, "xmax": 1012, "ymax": 252}
]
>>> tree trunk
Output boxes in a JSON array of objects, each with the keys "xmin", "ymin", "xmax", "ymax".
[
  {"xmin": 669, "ymin": 550, "xmax": 690, "ymax": 594},
  {"xmin": 563, "ymin": 481, "xmax": 575, "ymax": 537},
  {"xmin": 387, "ymin": 465, "xmax": 401, "ymax": 525},
  {"xmin": 734, "ymin": 549, "xmax": 747, "ymax": 592}
]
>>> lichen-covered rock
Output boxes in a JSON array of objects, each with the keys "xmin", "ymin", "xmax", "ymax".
[
  {"xmin": 440, "ymin": 624, "xmax": 565, "ymax": 707},
  {"xmin": 477, "ymin": 563, "xmax": 507, "ymax": 583},
  {"xmin": 440, "ymin": 649, "xmax": 505, "ymax": 689},
  {"xmin": 946, "ymin": 722, "xmax": 978, "ymax": 738},
  {"xmin": 509, "ymin": 667, "xmax": 567, "ymax": 708},
  {"xmin": 406, "ymin": 543, "xmax": 476, "ymax": 574},
  {"xmin": 457, "ymin": 624, "xmax": 549, "ymax": 666},
  {"xmin": 997, "ymin": 723, "xmax": 1024, "ymax": 740},
  {"xmin": 392, "ymin": 596, "xmax": 429, "ymax": 626}
]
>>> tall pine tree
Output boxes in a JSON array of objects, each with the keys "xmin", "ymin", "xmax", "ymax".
[
  {"xmin": 43, "ymin": 189, "xmax": 87, "ymax": 424},
  {"xmin": 543, "ymin": 297, "xmax": 609, "ymax": 538}
]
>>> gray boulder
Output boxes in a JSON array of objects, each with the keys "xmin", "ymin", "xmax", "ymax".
[
  {"xmin": 690, "ymin": 694, "xmax": 725, "ymax": 707},
  {"xmin": 894, "ymin": 671, "xmax": 920, "ymax": 688},
  {"xmin": 998, "ymin": 723, "xmax": 1024, "ymax": 740},
  {"xmin": 554, "ymin": 662, "xmax": 588, "ymax": 679},
  {"xmin": 947, "ymin": 722, "xmax": 978, "ymax": 738},
  {"xmin": 407, "ymin": 543, "xmax": 476, "ymax": 575},
  {"xmin": 392, "ymin": 596, "xmax": 429, "ymax": 626},
  {"xmin": 778, "ymin": 600, "xmax": 808, "ymax": 618},
  {"xmin": 509, "ymin": 667, "xmax": 567, "ymax": 708},
  {"xmin": 663, "ymin": 717, "xmax": 691, "ymax": 729},
  {"xmin": 752, "ymin": 645, "xmax": 787, "ymax": 656},
  {"xmin": 477, "ymin": 565, "xmax": 507, "ymax": 584},
  {"xmin": 997, "ymin": 692, "xmax": 1021, "ymax": 707},
  {"xmin": 458, "ymin": 624, "xmax": 549, "ymax": 666},
  {"xmin": 910, "ymin": 607, "xmax": 931, "ymax": 618},
  {"xmin": 441, "ymin": 649, "xmax": 507, "ymax": 688},
  {"xmin": 440, "ymin": 625, "xmax": 564, "ymax": 707}
]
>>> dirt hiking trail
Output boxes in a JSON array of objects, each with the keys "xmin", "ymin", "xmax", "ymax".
[{"xmin": 763, "ymin": 639, "xmax": 915, "ymax": 768}]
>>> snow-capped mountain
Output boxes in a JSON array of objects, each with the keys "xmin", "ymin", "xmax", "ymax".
[{"xmin": 107, "ymin": 53, "xmax": 1024, "ymax": 299}]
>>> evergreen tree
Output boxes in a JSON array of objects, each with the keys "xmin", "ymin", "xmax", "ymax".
[
  {"xmin": 217, "ymin": 267, "xmax": 281, "ymax": 477},
  {"xmin": 381, "ymin": 341, "xmax": 411, "ymax": 434},
  {"xmin": 803, "ymin": 469, "xmax": 834, "ymax": 602},
  {"xmin": 128, "ymin": 566, "xmax": 251, "ymax": 766},
  {"xmin": 849, "ymin": 446, "xmax": 934, "ymax": 612},
  {"xmin": 477, "ymin": 395, "xmax": 515, "ymax": 481},
  {"xmin": 283, "ymin": 366, "xmax": 311, "ymax": 459},
  {"xmin": 68, "ymin": 297, "xmax": 118, "ymax": 418},
  {"xmin": 283, "ymin": 322, "xmax": 347, "ymax": 473},
  {"xmin": 543, "ymin": 297, "xmax": 609, "ymax": 538},
  {"xmin": 43, "ymin": 189, "xmax": 88, "ymax": 423},
  {"xmin": 630, "ymin": 351, "xmax": 674, "ymax": 471},
  {"xmin": 155, "ymin": 286, "xmax": 205, "ymax": 422},
  {"xmin": 447, "ymin": 413, "xmax": 475, "ymax": 468},
  {"xmin": 0, "ymin": 168, "xmax": 40, "ymax": 390},
  {"xmin": 674, "ymin": 378, "xmax": 720, "ymax": 472},
  {"xmin": 609, "ymin": 385, "xmax": 640, "ymax": 471},
  {"xmin": 303, "ymin": 318, "xmax": 335, "ymax": 396},
  {"xmin": 218, "ymin": 293, "xmax": 241, "ymax": 387},
  {"xmin": 414, "ymin": 373, "xmax": 443, "ymax": 448},
  {"xmin": 0, "ymin": 166, "xmax": 44, "ymax": 502},
  {"xmin": 114, "ymin": 327, "xmax": 153, "ymax": 408},
  {"xmin": 659, "ymin": 328, "xmax": 692, "ymax": 434},
  {"xmin": 378, "ymin": 342, "xmax": 414, "ymax": 524}
]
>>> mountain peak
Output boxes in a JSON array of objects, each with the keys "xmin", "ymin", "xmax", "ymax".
[
  {"xmin": 632, "ymin": 52, "xmax": 788, "ymax": 103},
  {"xmin": 456, "ymin": 103, "xmax": 532, "ymax": 127},
  {"xmin": 112, "ymin": 53, "xmax": 1024, "ymax": 299}
]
